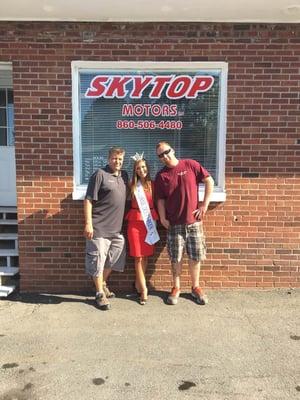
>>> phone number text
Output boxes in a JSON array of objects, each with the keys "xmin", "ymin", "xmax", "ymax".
[{"xmin": 116, "ymin": 120, "xmax": 183, "ymax": 130}]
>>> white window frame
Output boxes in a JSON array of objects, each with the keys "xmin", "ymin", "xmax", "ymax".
[{"xmin": 72, "ymin": 61, "xmax": 227, "ymax": 201}]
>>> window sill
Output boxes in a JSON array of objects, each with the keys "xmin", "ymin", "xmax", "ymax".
[
  {"xmin": 73, "ymin": 186, "xmax": 226, "ymax": 202},
  {"xmin": 199, "ymin": 189, "xmax": 226, "ymax": 202}
]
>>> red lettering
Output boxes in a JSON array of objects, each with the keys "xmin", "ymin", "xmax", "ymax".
[
  {"xmin": 151, "ymin": 105, "xmax": 161, "ymax": 116},
  {"xmin": 105, "ymin": 76, "xmax": 132, "ymax": 98},
  {"xmin": 149, "ymin": 76, "xmax": 173, "ymax": 98},
  {"xmin": 169, "ymin": 104, "xmax": 177, "ymax": 116},
  {"xmin": 84, "ymin": 76, "xmax": 109, "ymax": 98},
  {"xmin": 131, "ymin": 76, "xmax": 154, "ymax": 98},
  {"xmin": 160, "ymin": 104, "xmax": 178, "ymax": 116},
  {"xmin": 187, "ymin": 76, "xmax": 214, "ymax": 98},
  {"xmin": 85, "ymin": 74, "xmax": 215, "ymax": 99},
  {"xmin": 143, "ymin": 104, "xmax": 151, "ymax": 116},
  {"xmin": 121, "ymin": 103, "xmax": 178, "ymax": 117},
  {"xmin": 133, "ymin": 104, "xmax": 144, "ymax": 116},
  {"xmin": 122, "ymin": 104, "xmax": 134, "ymax": 116},
  {"xmin": 166, "ymin": 76, "xmax": 192, "ymax": 99}
]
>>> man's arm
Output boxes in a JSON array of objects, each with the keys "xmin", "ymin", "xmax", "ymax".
[
  {"xmin": 193, "ymin": 176, "xmax": 214, "ymax": 221},
  {"xmin": 157, "ymin": 198, "xmax": 170, "ymax": 229},
  {"xmin": 84, "ymin": 198, "xmax": 94, "ymax": 239}
]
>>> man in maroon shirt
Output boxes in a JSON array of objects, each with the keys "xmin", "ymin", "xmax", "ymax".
[{"xmin": 155, "ymin": 141, "xmax": 214, "ymax": 305}]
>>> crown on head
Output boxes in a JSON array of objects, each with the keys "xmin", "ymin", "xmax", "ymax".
[{"xmin": 130, "ymin": 152, "xmax": 144, "ymax": 162}]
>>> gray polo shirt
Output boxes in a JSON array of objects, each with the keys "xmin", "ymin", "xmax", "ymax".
[{"xmin": 85, "ymin": 165, "xmax": 129, "ymax": 238}]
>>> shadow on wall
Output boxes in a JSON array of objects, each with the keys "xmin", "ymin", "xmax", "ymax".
[{"xmin": 17, "ymin": 195, "xmax": 165, "ymax": 294}]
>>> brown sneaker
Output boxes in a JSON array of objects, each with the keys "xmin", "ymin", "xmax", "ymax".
[
  {"xmin": 103, "ymin": 282, "xmax": 115, "ymax": 298},
  {"xmin": 167, "ymin": 287, "xmax": 181, "ymax": 305},
  {"xmin": 191, "ymin": 287, "xmax": 208, "ymax": 305},
  {"xmin": 95, "ymin": 293, "xmax": 111, "ymax": 310}
]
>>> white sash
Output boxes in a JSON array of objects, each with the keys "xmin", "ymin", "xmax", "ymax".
[{"xmin": 134, "ymin": 181, "xmax": 160, "ymax": 245}]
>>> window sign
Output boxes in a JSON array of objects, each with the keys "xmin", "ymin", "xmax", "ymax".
[{"xmin": 72, "ymin": 62, "xmax": 227, "ymax": 201}]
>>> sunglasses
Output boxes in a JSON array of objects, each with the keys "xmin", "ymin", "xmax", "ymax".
[{"xmin": 157, "ymin": 148, "xmax": 172, "ymax": 158}]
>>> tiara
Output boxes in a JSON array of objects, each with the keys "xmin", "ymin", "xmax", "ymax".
[{"xmin": 130, "ymin": 152, "xmax": 144, "ymax": 162}]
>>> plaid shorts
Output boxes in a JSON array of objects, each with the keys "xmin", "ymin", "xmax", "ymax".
[{"xmin": 167, "ymin": 222, "xmax": 207, "ymax": 263}]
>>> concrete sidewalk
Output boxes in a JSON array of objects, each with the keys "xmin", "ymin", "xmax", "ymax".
[{"xmin": 0, "ymin": 289, "xmax": 300, "ymax": 400}]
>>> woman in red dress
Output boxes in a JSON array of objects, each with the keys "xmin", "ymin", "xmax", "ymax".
[{"xmin": 126, "ymin": 158, "xmax": 159, "ymax": 305}]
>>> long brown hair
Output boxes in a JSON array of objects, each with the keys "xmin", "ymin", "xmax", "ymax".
[{"xmin": 130, "ymin": 159, "xmax": 152, "ymax": 198}]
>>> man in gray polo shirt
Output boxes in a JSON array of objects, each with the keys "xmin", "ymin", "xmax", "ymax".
[{"xmin": 84, "ymin": 146, "xmax": 128, "ymax": 310}]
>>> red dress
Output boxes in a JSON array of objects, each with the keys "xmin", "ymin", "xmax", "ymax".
[{"xmin": 126, "ymin": 187, "xmax": 159, "ymax": 257}]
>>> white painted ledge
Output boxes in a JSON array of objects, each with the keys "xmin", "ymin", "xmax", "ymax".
[{"xmin": 73, "ymin": 186, "xmax": 226, "ymax": 202}]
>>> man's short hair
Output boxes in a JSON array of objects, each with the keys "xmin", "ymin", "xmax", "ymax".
[
  {"xmin": 108, "ymin": 146, "xmax": 125, "ymax": 157},
  {"xmin": 156, "ymin": 141, "xmax": 172, "ymax": 150}
]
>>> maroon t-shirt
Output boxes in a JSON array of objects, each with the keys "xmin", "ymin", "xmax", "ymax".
[{"xmin": 154, "ymin": 159, "xmax": 210, "ymax": 225}]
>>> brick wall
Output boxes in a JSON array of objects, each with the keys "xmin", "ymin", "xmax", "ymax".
[{"xmin": 0, "ymin": 22, "xmax": 299, "ymax": 292}]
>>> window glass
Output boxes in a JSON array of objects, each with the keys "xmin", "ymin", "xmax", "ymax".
[
  {"xmin": 0, "ymin": 90, "xmax": 6, "ymax": 107},
  {"xmin": 7, "ymin": 89, "xmax": 15, "ymax": 146},
  {"xmin": 0, "ymin": 127, "xmax": 6, "ymax": 146},
  {"xmin": 0, "ymin": 71, "xmax": 14, "ymax": 146},
  {"xmin": 7, "ymin": 89, "xmax": 13, "ymax": 104},
  {"xmin": 73, "ymin": 62, "xmax": 227, "ymax": 199},
  {"xmin": 0, "ymin": 108, "xmax": 7, "ymax": 127}
]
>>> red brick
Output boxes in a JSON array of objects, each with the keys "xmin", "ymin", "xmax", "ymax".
[{"xmin": 0, "ymin": 21, "xmax": 299, "ymax": 292}]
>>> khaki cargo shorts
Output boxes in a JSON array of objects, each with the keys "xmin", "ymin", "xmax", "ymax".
[{"xmin": 85, "ymin": 233, "xmax": 126, "ymax": 277}]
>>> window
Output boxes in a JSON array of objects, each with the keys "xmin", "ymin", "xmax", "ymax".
[
  {"xmin": 72, "ymin": 62, "xmax": 227, "ymax": 201},
  {"xmin": 0, "ymin": 66, "xmax": 14, "ymax": 146}
]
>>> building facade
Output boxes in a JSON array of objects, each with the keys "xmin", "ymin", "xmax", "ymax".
[{"xmin": 0, "ymin": 21, "xmax": 299, "ymax": 293}]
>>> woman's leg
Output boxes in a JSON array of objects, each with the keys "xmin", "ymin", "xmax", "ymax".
[{"xmin": 134, "ymin": 256, "xmax": 148, "ymax": 301}]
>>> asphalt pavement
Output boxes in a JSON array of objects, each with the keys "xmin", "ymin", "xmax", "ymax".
[{"xmin": 0, "ymin": 289, "xmax": 300, "ymax": 400}]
